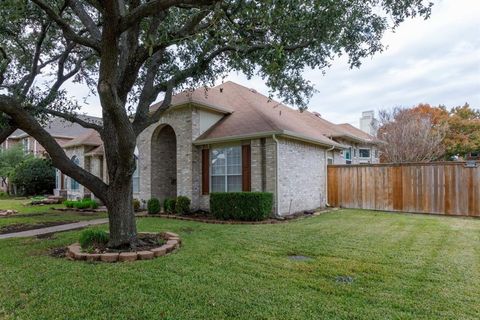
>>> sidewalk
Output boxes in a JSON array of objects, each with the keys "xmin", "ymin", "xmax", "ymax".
[{"xmin": 0, "ymin": 218, "xmax": 109, "ymax": 240}]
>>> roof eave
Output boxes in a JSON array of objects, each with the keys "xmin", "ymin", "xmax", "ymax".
[{"xmin": 194, "ymin": 130, "xmax": 342, "ymax": 149}]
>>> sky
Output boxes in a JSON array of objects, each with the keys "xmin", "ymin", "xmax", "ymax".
[{"xmin": 71, "ymin": 0, "xmax": 480, "ymax": 128}]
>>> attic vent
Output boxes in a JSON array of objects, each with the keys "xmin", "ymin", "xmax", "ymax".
[
  {"xmin": 249, "ymin": 88, "xmax": 257, "ymax": 93},
  {"xmin": 313, "ymin": 112, "xmax": 321, "ymax": 118}
]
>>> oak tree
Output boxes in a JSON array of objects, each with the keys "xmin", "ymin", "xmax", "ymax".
[{"xmin": 0, "ymin": 0, "xmax": 433, "ymax": 248}]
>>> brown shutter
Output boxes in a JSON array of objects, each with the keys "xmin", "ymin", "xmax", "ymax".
[
  {"xmin": 242, "ymin": 144, "xmax": 251, "ymax": 192},
  {"xmin": 202, "ymin": 149, "xmax": 210, "ymax": 195}
]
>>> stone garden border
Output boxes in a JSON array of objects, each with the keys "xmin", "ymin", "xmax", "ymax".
[{"xmin": 66, "ymin": 232, "xmax": 181, "ymax": 262}]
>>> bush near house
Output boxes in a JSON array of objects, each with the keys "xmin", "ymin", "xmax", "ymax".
[
  {"xmin": 63, "ymin": 199, "xmax": 99, "ymax": 210},
  {"xmin": 147, "ymin": 198, "xmax": 161, "ymax": 214},
  {"xmin": 132, "ymin": 199, "xmax": 141, "ymax": 211},
  {"xmin": 175, "ymin": 196, "xmax": 191, "ymax": 215},
  {"xmin": 10, "ymin": 158, "xmax": 55, "ymax": 196},
  {"xmin": 210, "ymin": 192, "xmax": 273, "ymax": 221},
  {"xmin": 163, "ymin": 198, "xmax": 176, "ymax": 214}
]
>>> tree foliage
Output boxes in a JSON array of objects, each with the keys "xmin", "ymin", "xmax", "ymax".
[
  {"xmin": 0, "ymin": 0, "xmax": 433, "ymax": 247},
  {"xmin": 377, "ymin": 103, "xmax": 480, "ymax": 162},
  {"xmin": 0, "ymin": 144, "xmax": 31, "ymax": 191},
  {"xmin": 10, "ymin": 157, "xmax": 55, "ymax": 196}
]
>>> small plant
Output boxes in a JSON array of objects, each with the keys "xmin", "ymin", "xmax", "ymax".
[
  {"xmin": 63, "ymin": 200, "xmax": 75, "ymax": 208},
  {"xmin": 163, "ymin": 198, "xmax": 176, "ymax": 214},
  {"xmin": 90, "ymin": 200, "xmax": 99, "ymax": 209},
  {"xmin": 147, "ymin": 198, "xmax": 161, "ymax": 214},
  {"xmin": 133, "ymin": 198, "xmax": 141, "ymax": 211},
  {"xmin": 176, "ymin": 196, "xmax": 191, "ymax": 215},
  {"xmin": 79, "ymin": 229, "xmax": 109, "ymax": 249},
  {"xmin": 73, "ymin": 199, "xmax": 92, "ymax": 209}
]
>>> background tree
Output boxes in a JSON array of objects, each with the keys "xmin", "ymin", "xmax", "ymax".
[
  {"xmin": 0, "ymin": 144, "xmax": 31, "ymax": 193},
  {"xmin": 377, "ymin": 106, "xmax": 447, "ymax": 163},
  {"xmin": 10, "ymin": 157, "xmax": 55, "ymax": 196},
  {"xmin": 442, "ymin": 103, "xmax": 480, "ymax": 158},
  {"xmin": 0, "ymin": 0, "xmax": 433, "ymax": 248}
]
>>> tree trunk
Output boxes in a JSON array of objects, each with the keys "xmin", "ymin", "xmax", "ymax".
[{"xmin": 105, "ymin": 178, "xmax": 137, "ymax": 248}]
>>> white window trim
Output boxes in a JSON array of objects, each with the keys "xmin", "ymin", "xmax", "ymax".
[
  {"xmin": 359, "ymin": 148, "xmax": 371, "ymax": 158},
  {"xmin": 210, "ymin": 145, "xmax": 242, "ymax": 193}
]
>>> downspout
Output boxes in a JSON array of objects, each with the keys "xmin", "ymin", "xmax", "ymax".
[
  {"xmin": 272, "ymin": 134, "xmax": 281, "ymax": 218},
  {"xmin": 325, "ymin": 144, "xmax": 335, "ymax": 207}
]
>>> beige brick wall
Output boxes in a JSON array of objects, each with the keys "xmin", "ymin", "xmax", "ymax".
[{"xmin": 277, "ymin": 137, "xmax": 326, "ymax": 215}]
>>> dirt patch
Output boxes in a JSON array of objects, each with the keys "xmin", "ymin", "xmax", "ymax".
[
  {"xmin": 83, "ymin": 233, "xmax": 166, "ymax": 254},
  {"xmin": 50, "ymin": 247, "xmax": 67, "ymax": 258},
  {"xmin": 0, "ymin": 221, "xmax": 78, "ymax": 234}
]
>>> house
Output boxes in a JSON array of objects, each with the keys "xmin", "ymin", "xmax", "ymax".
[
  {"xmin": 0, "ymin": 116, "xmax": 100, "ymax": 193},
  {"xmin": 138, "ymin": 81, "xmax": 378, "ymax": 215},
  {"xmin": 8, "ymin": 81, "xmax": 379, "ymax": 216}
]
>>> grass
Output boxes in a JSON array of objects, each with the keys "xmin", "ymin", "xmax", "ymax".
[
  {"xmin": 0, "ymin": 198, "xmax": 106, "ymax": 230},
  {"xmin": 0, "ymin": 209, "xmax": 479, "ymax": 319}
]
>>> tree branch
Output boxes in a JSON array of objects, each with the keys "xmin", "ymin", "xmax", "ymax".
[
  {"xmin": 119, "ymin": 0, "xmax": 215, "ymax": 32},
  {"xmin": 0, "ymin": 95, "xmax": 108, "ymax": 201},
  {"xmin": 67, "ymin": 0, "xmax": 102, "ymax": 41},
  {"xmin": 31, "ymin": 0, "xmax": 101, "ymax": 51}
]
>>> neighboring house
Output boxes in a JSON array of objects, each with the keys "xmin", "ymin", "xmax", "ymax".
[
  {"xmin": 359, "ymin": 110, "xmax": 379, "ymax": 136},
  {"xmin": 0, "ymin": 116, "xmax": 100, "ymax": 193},
  {"xmin": 3, "ymin": 81, "xmax": 379, "ymax": 216}
]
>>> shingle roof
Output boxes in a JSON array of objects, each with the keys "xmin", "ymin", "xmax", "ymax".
[
  {"xmin": 337, "ymin": 123, "xmax": 377, "ymax": 143},
  {"xmin": 10, "ymin": 115, "xmax": 101, "ymax": 139},
  {"xmin": 162, "ymin": 81, "xmax": 370, "ymax": 147},
  {"xmin": 63, "ymin": 129, "xmax": 102, "ymax": 148}
]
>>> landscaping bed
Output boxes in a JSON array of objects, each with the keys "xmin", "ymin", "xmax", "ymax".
[
  {"xmin": 0, "ymin": 220, "xmax": 78, "ymax": 234},
  {"xmin": 66, "ymin": 232, "xmax": 181, "ymax": 262}
]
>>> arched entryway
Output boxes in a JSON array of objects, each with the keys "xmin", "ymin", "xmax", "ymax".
[{"xmin": 151, "ymin": 125, "xmax": 177, "ymax": 202}]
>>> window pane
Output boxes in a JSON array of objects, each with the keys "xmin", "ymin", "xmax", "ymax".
[
  {"xmin": 132, "ymin": 177, "xmax": 140, "ymax": 193},
  {"xmin": 211, "ymin": 149, "xmax": 226, "ymax": 175},
  {"xmin": 211, "ymin": 176, "xmax": 225, "ymax": 192},
  {"xmin": 359, "ymin": 149, "xmax": 370, "ymax": 158},
  {"xmin": 227, "ymin": 147, "xmax": 241, "ymax": 175},
  {"xmin": 227, "ymin": 175, "xmax": 242, "ymax": 192}
]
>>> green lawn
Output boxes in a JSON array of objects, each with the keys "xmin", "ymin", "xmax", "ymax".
[
  {"xmin": 0, "ymin": 210, "xmax": 479, "ymax": 319},
  {"xmin": 0, "ymin": 198, "xmax": 106, "ymax": 231}
]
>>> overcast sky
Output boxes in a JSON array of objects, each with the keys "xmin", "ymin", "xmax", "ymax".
[{"xmin": 73, "ymin": 0, "xmax": 480, "ymax": 128}]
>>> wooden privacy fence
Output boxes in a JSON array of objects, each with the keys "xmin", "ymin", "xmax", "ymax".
[{"xmin": 327, "ymin": 162, "xmax": 480, "ymax": 217}]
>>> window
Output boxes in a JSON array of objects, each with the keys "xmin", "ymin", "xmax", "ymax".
[
  {"xmin": 353, "ymin": 148, "xmax": 357, "ymax": 158},
  {"xmin": 344, "ymin": 148, "xmax": 351, "ymax": 160},
  {"xmin": 359, "ymin": 149, "xmax": 371, "ymax": 158},
  {"xmin": 327, "ymin": 158, "xmax": 333, "ymax": 165},
  {"xmin": 210, "ymin": 146, "xmax": 242, "ymax": 192},
  {"xmin": 22, "ymin": 138, "xmax": 30, "ymax": 154},
  {"xmin": 70, "ymin": 156, "xmax": 80, "ymax": 190},
  {"xmin": 55, "ymin": 169, "xmax": 61, "ymax": 190},
  {"xmin": 132, "ymin": 150, "xmax": 140, "ymax": 193}
]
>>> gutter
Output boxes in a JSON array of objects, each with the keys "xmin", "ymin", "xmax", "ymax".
[
  {"xmin": 272, "ymin": 134, "xmax": 281, "ymax": 218},
  {"xmin": 325, "ymin": 143, "xmax": 335, "ymax": 207}
]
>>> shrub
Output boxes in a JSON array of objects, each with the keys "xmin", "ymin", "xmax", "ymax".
[
  {"xmin": 10, "ymin": 158, "xmax": 55, "ymax": 196},
  {"xmin": 133, "ymin": 198, "xmax": 141, "ymax": 211},
  {"xmin": 73, "ymin": 200, "xmax": 89, "ymax": 209},
  {"xmin": 147, "ymin": 198, "xmax": 161, "ymax": 214},
  {"xmin": 90, "ymin": 200, "xmax": 99, "ymax": 209},
  {"xmin": 163, "ymin": 198, "xmax": 176, "ymax": 214},
  {"xmin": 63, "ymin": 200, "xmax": 75, "ymax": 208},
  {"xmin": 79, "ymin": 229, "xmax": 109, "ymax": 249},
  {"xmin": 175, "ymin": 196, "xmax": 191, "ymax": 215},
  {"xmin": 210, "ymin": 192, "xmax": 273, "ymax": 221}
]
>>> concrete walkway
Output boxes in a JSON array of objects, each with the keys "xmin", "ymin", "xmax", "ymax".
[{"xmin": 0, "ymin": 218, "xmax": 108, "ymax": 240}]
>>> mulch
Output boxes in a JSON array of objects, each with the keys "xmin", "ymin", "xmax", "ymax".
[{"xmin": 0, "ymin": 221, "xmax": 79, "ymax": 235}]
